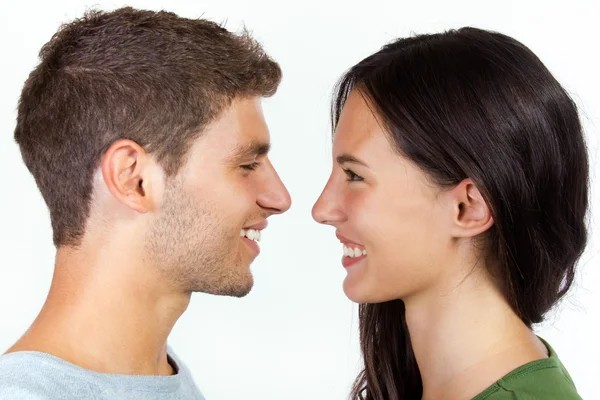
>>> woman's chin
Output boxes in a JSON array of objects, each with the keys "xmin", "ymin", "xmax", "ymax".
[
  {"xmin": 343, "ymin": 277, "xmax": 383, "ymax": 304},
  {"xmin": 342, "ymin": 276, "xmax": 365, "ymax": 303},
  {"xmin": 343, "ymin": 276, "xmax": 403, "ymax": 304}
]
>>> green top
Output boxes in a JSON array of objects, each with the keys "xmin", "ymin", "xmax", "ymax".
[{"xmin": 473, "ymin": 339, "xmax": 581, "ymax": 399}]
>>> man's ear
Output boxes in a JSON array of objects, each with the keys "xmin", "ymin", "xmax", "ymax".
[
  {"xmin": 448, "ymin": 178, "xmax": 494, "ymax": 238},
  {"xmin": 101, "ymin": 140, "xmax": 158, "ymax": 213}
]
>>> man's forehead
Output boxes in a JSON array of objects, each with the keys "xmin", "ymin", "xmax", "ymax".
[{"xmin": 192, "ymin": 96, "xmax": 272, "ymax": 158}]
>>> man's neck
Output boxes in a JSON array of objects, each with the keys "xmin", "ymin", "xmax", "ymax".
[
  {"xmin": 405, "ymin": 267, "xmax": 547, "ymax": 400},
  {"xmin": 7, "ymin": 245, "xmax": 191, "ymax": 376}
]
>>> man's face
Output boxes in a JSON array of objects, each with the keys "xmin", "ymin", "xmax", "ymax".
[{"xmin": 145, "ymin": 97, "xmax": 291, "ymax": 296}]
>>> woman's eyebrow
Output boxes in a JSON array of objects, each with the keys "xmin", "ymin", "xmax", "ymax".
[{"xmin": 336, "ymin": 153, "xmax": 369, "ymax": 168}]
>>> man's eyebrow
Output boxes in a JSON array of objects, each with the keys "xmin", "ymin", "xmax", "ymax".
[
  {"xmin": 229, "ymin": 141, "xmax": 271, "ymax": 161},
  {"xmin": 336, "ymin": 153, "xmax": 369, "ymax": 168}
]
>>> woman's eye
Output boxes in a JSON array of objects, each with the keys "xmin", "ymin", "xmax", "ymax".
[
  {"xmin": 241, "ymin": 162, "xmax": 260, "ymax": 171},
  {"xmin": 343, "ymin": 168, "xmax": 364, "ymax": 182}
]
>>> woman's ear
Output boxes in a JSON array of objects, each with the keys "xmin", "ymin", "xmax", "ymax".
[{"xmin": 448, "ymin": 179, "xmax": 494, "ymax": 238}]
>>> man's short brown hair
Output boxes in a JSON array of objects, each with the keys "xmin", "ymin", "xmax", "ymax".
[{"xmin": 14, "ymin": 7, "xmax": 282, "ymax": 247}]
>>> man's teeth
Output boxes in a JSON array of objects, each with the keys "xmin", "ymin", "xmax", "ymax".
[
  {"xmin": 343, "ymin": 245, "xmax": 367, "ymax": 258},
  {"xmin": 240, "ymin": 229, "xmax": 261, "ymax": 242}
]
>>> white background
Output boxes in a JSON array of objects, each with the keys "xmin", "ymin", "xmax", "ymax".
[{"xmin": 1, "ymin": 1, "xmax": 599, "ymax": 399}]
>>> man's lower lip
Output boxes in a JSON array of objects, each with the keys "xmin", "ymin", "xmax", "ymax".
[
  {"xmin": 342, "ymin": 255, "xmax": 367, "ymax": 268},
  {"xmin": 241, "ymin": 236, "xmax": 260, "ymax": 254}
]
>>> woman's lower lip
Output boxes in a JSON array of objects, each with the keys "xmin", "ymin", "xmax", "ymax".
[
  {"xmin": 241, "ymin": 237, "xmax": 260, "ymax": 254},
  {"xmin": 342, "ymin": 255, "xmax": 367, "ymax": 268}
]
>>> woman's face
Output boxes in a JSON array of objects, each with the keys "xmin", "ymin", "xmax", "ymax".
[{"xmin": 312, "ymin": 91, "xmax": 456, "ymax": 303}]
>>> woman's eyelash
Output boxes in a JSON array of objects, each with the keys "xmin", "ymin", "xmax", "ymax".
[
  {"xmin": 241, "ymin": 162, "xmax": 260, "ymax": 171},
  {"xmin": 343, "ymin": 168, "xmax": 364, "ymax": 182}
]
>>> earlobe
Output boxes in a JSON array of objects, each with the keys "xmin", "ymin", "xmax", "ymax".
[
  {"xmin": 101, "ymin": 140, "xmax": 153, "ymax": 214},
  {"xmin": 451, "ymin": 179, "xmax": 494, "ymax": 238}
]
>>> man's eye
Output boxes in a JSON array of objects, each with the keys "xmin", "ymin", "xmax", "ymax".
[
  {"xmin": 241, "ymin": 162, "xmax": 260, "ymax": 171},
  {"xmin": 343, "ymin": 168, "xmax": 364, "ymax": 182}
]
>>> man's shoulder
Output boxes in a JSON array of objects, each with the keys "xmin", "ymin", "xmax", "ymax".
[
  {"xmin": 166, "ymin": 347, "xmax": 205, "ymax": 399},
  {"xmin": 0, "ymin": 351, "xmax": 62, "ymax": 385},
  {"xmin": 0, "ymin": 352, "xmax": 94, "ymax": 399},
  {"xmin": 0, "ymin": 349, "xmax": 205, "ymax": 400}
]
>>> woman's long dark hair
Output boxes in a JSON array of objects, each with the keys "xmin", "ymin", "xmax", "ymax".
[{"xmin": 332, "ymin": 28, "xmax": 589, "ymax": 400}]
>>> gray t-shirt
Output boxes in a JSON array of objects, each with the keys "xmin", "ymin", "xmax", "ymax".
[{"xmin": 0, "ymin": 348, "xmax": 205, "ymax": 399}]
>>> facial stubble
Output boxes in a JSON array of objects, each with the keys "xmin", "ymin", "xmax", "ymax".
[{"xmin": 145, "ymin": 181, "xmax": 254, "ymax": 297}]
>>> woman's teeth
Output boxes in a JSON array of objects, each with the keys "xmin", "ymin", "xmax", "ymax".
[
  {"xmin": 240, "ymin": 228, "xmax": 261, "ymax": 242},
  {"xmin": 343, "ymin": 245, "xmax": 367, "ymax": 258}
]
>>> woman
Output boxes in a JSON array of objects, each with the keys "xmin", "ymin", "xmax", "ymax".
[{"xmin": 312, "ymin": 28, "xmax": 587, "ymax": 400}]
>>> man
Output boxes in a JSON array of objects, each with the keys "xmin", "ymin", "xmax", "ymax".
[{"xmin": 0, "ymin": 7, "xmax": 290, "ymax": 399}]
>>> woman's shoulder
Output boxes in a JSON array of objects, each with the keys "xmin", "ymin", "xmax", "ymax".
[{"xmin": 472, "ymin": 339, "xmax": 581, "ymax": 400}]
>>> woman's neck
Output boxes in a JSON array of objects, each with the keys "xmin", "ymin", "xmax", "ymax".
[{"xmin": 404, "ymin": 268, "xmax": 547, "ymax": 400}]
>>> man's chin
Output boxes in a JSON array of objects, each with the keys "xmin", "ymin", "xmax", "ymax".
[
  {"xmin": 228, "ymin": 284, "xmax": 253, "ymax": 298},
  {"xmin": 222, "ymin": 274, "xmax": 254, "ymax": 298},
  {"xmin": 190, "ymin": 272, "xmax": 254, "ymax": 298}
]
